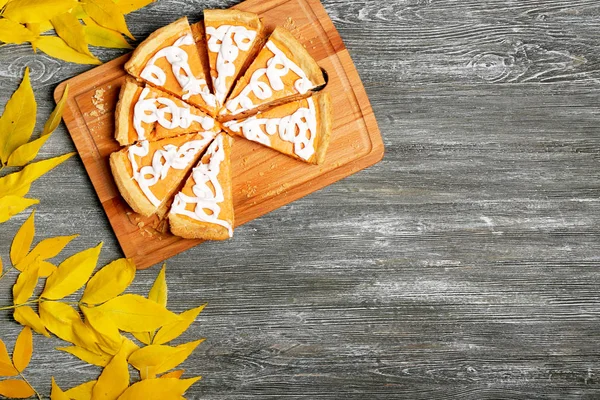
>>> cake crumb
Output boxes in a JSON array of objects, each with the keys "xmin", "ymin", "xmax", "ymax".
[{"xmin": 91, "ymin": 88, "xmax": 108, "ymax": 117}]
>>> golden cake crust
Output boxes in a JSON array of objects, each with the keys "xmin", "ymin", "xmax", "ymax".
[
  {"xmin": 314, "ymin": 91, "xmax": 332, "ymax": 165},
  {"xmin": 110, "ymin": 150, "xmax": 157, "ymax": 217},
  {"xmin": 114, "ymin": 77, "xmax": 142, "ymax": 146}
]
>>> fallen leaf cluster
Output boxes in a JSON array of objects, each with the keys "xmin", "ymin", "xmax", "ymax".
[
  {"xmin": 0, "ymin": 68, "xmax": 73, "ymax": 224},
  {"xmin": 0, "ymin": 211, "xmax": 207, "ymax": 399},
  {"xmin": 0, "ymin": 0, "xmax": 155, "ymax": 64}
]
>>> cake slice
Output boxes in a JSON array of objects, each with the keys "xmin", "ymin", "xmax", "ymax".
[
  {"xmin": 222, "ymin": 26, "xmax": 325, "ymax": 120},
  {"xmin": 110, "ymin": 132, "xmax": 216, "ymax": 217},
  {"xmin": 125, "ymin": 17, "xmax": 218, "ymax": 116},
  {"xmin": 203, "ymin": 10, "xmax": 263, "ymax": 106},
  {"xmin": 115, "ymin": 78, "xmax": 220, "ymax": 146},
  {"xmin": 224, "ymin": 92, "xmax": 332, "ymax": 164},
  {"xmin": 169, "ymin": 132, "xmax": 234, "ymax": 240}
]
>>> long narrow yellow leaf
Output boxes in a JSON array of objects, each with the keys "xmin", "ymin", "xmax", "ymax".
[
  {"xmin": 72, "ymin": 320, "xmax": 104, "ymax": 355},
  {"xmin": 94, "ymin": 294, "xmax": 179, "ymax": 333},
  {"xmin": 128, "ymin": 340, "xmax": 204, "ymax": 379},
  {"xmin": 16, "ymin": 234, "xmax": 78, "ymax": 273},
  {"xmin": 51, "ymin": 12, "xmax": 94, "ymax": 57},
  {"xmin": 39, "ymin": 301, "xmax": 91, "ymax": 348},
  {"xmin": 43, "ymin": 84, "xmax": 69, "ymax": 136},
  {"xmin": 148, "ymin": 263, "xmax": 167, "ymax": 308},
  {"xmin": 0, "ymin": 338, "xmax": 18, "ymax": 376},
  {"xmin": 83, "ymin": 17, "xmax": 131, "ymax": 49},
  {"xmin": 131, "ymin": 331, "xmax": 151, "ymax": 345},
  {"xmin": 81, "ymin": 306, "xmax": 123, "ymax": 353},
  {"xmin": 41, "ymin": 242, "xmax": 103, "ymax": 300},
  {"xmin": 116, "ymin": 377, "xmax": 200, "ymax": 400},
  {"xmin": 12, "ymin": 260, "xmax": 40, "ymax": 304},
  {"xmin": 0, "ymin": 153, "xmax": 74, "ymax": 196},
  {"xmin": 0, "ymin": 18, "xmax": 36, "ymax": 44},
  {"xmin": 36, "ymin": 36, "xmax": 102, "ymax": 65},
  {"xmin": 153, "ymin": 304, "xmax": 206, "ymax": 345},
  {"xmin": 113, "ymin": 0, "xmax": 155, "ymax": 14},
  {"xmin": 64, "ymin": 380, "xmax": 97, "ymax": 400},
  {"xmin": 160, "ymin": 369, "xmax": 184, "ymax": 379},
  {"xmin": 0, "ymin": 379, "xmax": 36, "ymax": 398},
  {"xmin": 57, "ymin": 346, "xmax": 110, "ymax": 367},
  {"xmin": 81, "ymin": 258, "xmax": 136, "ymax": 305},
  {"xmin": 0, "ymin": 196, "xmax": 38, "ymax": 223},
  {"xmin": 0, "ymin": 67, "xmax": 36, "ymax": 164},
  {"xmin": 13, "ymin": 306, "xmax": 50, "ymax": 337},
  {"xmin": 51, "ymin": 377, "xmax": 70, "ymax": 400},
  {"xmin": 12, "ymin": 327, "xmax": 32, "ymax": 372},
  {"xmin": 10, "ymin": 210, "xmax": 34, "ymax": 265},
  {"xmin": 83, "ymin": 0, "xmax": 134, "ymax": 40},
  {"xmin": 3, "ymin": 0, "xmax": 78, "ymax": 23},
  {"xmin": 92, "ymin": 342, "xmax": 130, "ymax": 400}
]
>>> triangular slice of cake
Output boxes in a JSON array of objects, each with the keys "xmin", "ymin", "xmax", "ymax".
[
  {"xmin": 203, "ymin": 9, "xmax": 263, "ymax": 107},
  {"xmin": 115, "ymin": 78, "xmax": 220, "ymax": 146},
  {"xmin": 125, "ymin": 17, "xmax": 218, "ymax": 116},
  {"xmin": 169, "ymin": 132, "xmax": 234, "ymax": 240},
  {"xmin": 221, "ymin": 26, "xmax": 325, "ymax": 120},
  {"xmin": 110, "ymin": 132, "xmax": 216, "ymax": 217},
  {"xmin": 224, "ymin": 92, "xmax": 332, "ymax": 164}
]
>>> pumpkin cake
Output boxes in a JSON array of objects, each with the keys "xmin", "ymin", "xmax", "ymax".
[
  {"xmin": 169, "ymin": 133, "xmax": 234, "ymax": 240},
  {"xmin": 115, "ymin": 78, "xmax": 220, "ymax": 146},
  {"xmin": 203, "ymin": 9, "xmax": 263, "ymax": 107},
  {"xmin": 125, "ymin": 17, "xmax": 218, "ymax": 116},
  {"xmin": 224, "ymin": 92, "xmax": 332, "ymax": 164},
  {"xmin": 221, "ymin": 26, "xmax": 325, "ymax": 120},
  {"xmin": 110, "ymin": 132, "xmax": 217, "ymax": 218}
]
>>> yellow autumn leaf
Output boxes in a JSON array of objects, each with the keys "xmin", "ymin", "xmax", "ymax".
[
  {"xmin": 0, "ymin": 196, "xmax": 39, "ymax": 223},
  {"xmin": 51, "ymin": 377, "xmax": 70, "ymax": 400},
  {"xmin": 0, "ymin": 0, "xmax": 9, "ymax": 9},
  {"xmin": 0, "ymin": 18, "xmax": 36, "ymax": 44},
  {"xmin": 153, "ymin": 304, "xmax": 206, "ymax": 345},
  {"xmin": 7, "ymin": 84, "xmax": 70, "ymax": 166},
  {"xmin": 0, "ymin": 67, "xmax": 35, "ymax": 164},
  {"xmin": 41, "ymin": 242, "xmax": 103, "ymax": 300},
  {"xmin": 149, "ymin": 263, "xmax": 167, "ymax": 308},
  {"xmin": 13, "ymin": 306, "xmax": 50, "ymax": 337},
  {"xmin": 12, "ymin": 327, "xmax": 32, "ymax": 372},
  {"xmin": 83, "ymin": 17, "xmax": 131, "ymax": 49},
  {"xmin": 3, "ymin": 0, "xmax": 78, "ymax": 24},
  {"xmin": 83, "ymin": 0, "xmax": 134, "ymax": 40},
  {"xmin": 0, "ymin": 338, "xmax": 18, "ymax": 376},
  {"xmin": 114, "ymin": 0, "xmax": 155, "ymax": 14},
  {"xmin": 128, "ymin": 340, "xmax": 204, "ymax": 379},
  {"xmin": 131, "ymin": 331, "xmax": 151, "ymax": 345},
  {"xmin": 81, "ymin": 258, "xmax": 136, "ymax": 305},
  {"xmin": 12, "ymin": 259, "xmax": 40, "ymax": 304},
  {"xmin": 116, "ymin": 377, "xmax": 200, "ymax": 400},
  {"xmin": 16, "ymin": 234, "xmax": 79, "ymax": 275},
  {"xmin": 39, "ymin": 301, "xmax": 98, "ymax": 351},
  {"xmin": 57, "ymin": 346, "xmax": 111, "ymax": 367},
  {"xmin": 0, "ymin": 152, "xmax": 74, "ymax": 196},
  {"xmin": 70, "ymin": 4, "xmax": 88, "ymax": 19},
  {"xmin": 0, "ymin": 379, "xmax": 35, "ymax": 398},
  {"xmin": 65, "ymin": 380, "xmax": 97, "ymax": 400},
  {"xmin": 36, "ymin": 36, "xmax": 103, "ymax": 65},
  {"xmin": 91, "ymin": 341, "xmax": 130, "ymax": 400},
  {"xmin": 10, "ymin": 183, "xmax": 31, "ymax": 198},
  {"xmin": 10, "ymin": 210, "xmax": 35, "ymax": 265},
  {"xmin": 72, "ymin": 319, "xmax": 104, "ymax": 355},
  {"xmin": 51, "ymin": 12, "xmax": 95, "ymax": 58},
  {"xmin": 160, "ymin": 369, "xmax": 184, "ymax": 379},
  {"xmin": 93, "ymin": 294, "xmax": 179, "ymax": 333}
]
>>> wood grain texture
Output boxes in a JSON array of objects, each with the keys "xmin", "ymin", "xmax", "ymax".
[
  {"xmin": 1, "ymin": 0, "xmax": 600, "ymax": 398},
  {"xmin": 55, "ymin": 0, "xmax": 383, "ymax": 270}
]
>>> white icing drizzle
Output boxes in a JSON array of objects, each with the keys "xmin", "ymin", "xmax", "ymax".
[
  {"xmin": 224, "ymin": 40, "xmax": 314, "ymax": 115},
  {"xmin": 127, "ymin": 133, "xmax": 214, "ymax": 207},
  {"xmin": 140, "ymin": 34, "xmax": 217, "ymax": 108},
  {"xmin": 224, "ymin": 97, "xmax": 317, "ymax": 161},
  {"xmin": 206, "ymin": 25, "xmax": 257, "ymax": 105},
  {"xmin": 171, "ymin": 134, "xmax": 233, "ymax": 237},
  {"xmin": 133, "ymin": 87, "xmax": 215, "ymax": 141}
]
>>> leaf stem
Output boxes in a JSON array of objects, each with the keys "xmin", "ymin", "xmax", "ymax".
[
  {"xmin": 0, "ymin": 300, "xmax": 39, "ymax": 311},
  {"xmin": 19, "ymin": 372, "xmax": 41, "ymax": 400}
]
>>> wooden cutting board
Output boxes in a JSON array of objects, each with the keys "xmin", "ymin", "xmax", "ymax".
[{"xmin": 55, "ymin": 0, "xmax": 384, "ymax": 270}]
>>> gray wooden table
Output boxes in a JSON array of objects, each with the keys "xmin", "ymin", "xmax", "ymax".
[{"xmin": 1, "ymin": 0, "xmax": 600, "ymax": 398}]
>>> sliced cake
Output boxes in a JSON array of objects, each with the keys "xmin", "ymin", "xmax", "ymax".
[
  {"xmin": 169, "ymin": 133, "xmax": 234, "ymax": 240},
  {"xmin": 124, "ymin": 17, "xmax": 218, "ymax": 116},
  {"xmin": 110, "ymin": 132, "xmax": 216, "ymax": 217},
  {"xmin": 221, "ymin": 26, "xmax": 325, "ymax": 120},
  {"xmin": 115, "ymin": 78, "xmax": 220, "ymax": 146},
  {"xmin": 203, "ymin": 9, "xmax": 263, "ymax": 106},
  {"xmin": 224, "ymin": 92, "xmax": 332, "ymax": 164}
]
